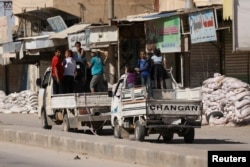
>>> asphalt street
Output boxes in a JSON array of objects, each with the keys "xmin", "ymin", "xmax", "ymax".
[{"xmin": 1, "ymin": 113, "xmax": 250, "ymax": 167}]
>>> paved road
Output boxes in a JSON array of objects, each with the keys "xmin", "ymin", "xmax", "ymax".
[
  {"xmin": 1, "ymin": 113, "xmax": 250, "ymax": 149},
  {"xmin": 0, "ymin": 141, "xmax": 148, "ymax": 167},
  {"xmin": 1, "ymin": 113, "xmax": 250, "ymax": 167}
]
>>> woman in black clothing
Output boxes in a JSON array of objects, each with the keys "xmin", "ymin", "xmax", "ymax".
[{"xmin": 150, "ymin": 48, "xmax": 169, "ymax": 89}]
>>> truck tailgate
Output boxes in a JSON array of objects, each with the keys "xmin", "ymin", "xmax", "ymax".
[
  {"xmin": 147, "ymin": 99, "xmax": 202, "ymax": 116},
  {"xmin": 76, "ymin": 92, "xmax": 111, "ymax": 107},
  {"xmin": 51, "ymin": 93, "xmax": 76, "ymax": 109}
]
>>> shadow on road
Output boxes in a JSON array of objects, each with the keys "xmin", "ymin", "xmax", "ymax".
[{"xmin": 143, "ymin": 138, "xmax": 246, "ymax": 144}]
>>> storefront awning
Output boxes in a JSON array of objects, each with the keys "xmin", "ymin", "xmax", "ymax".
[
  {"xmin": 114, "ymin": 12, "xmax": 177, "ymax": 22},
  {"xmin": 50, "ymin": 23, "xmax": 91, "ymax": 39}
]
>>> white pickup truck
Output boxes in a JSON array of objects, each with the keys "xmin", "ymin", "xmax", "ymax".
[
  {"xmin": 36, "ymin": 67, "xmax": 111, "ymax": 133},
  {"xmin": 110, "ymin": 75, "xmax": 202, "ymax": 143}
]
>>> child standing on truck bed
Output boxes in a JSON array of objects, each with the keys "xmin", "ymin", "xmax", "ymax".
[
  {"xmin": 51, "ymin": 48, "xmax": 63, "ymax": 94},
  {"xmin": 88, "ymin": 49, "xmax": 106, "ymax": 93},
  {"xmin": 62, "ymin": 49, "xmax": 76, "ymax": 93},
  {"xmin": 135, "ymin": 50, "xmax": 153, "ymax": 98}
]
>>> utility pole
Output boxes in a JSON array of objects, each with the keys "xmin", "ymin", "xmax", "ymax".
[
  {"xmin": 1, "ymin": 0, "xmax": 12, "ymax": 95},
  {"xmin": 108, "ymin": 0, "xmax": 114, "ymax": 25}
]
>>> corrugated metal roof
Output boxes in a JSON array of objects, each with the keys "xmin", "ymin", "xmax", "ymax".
[
  {"xmin": 49, "ymin": 24, "xmax": 91, "ymax": 39},
  {"xmin": 142, "ymin": 12, "xmax": 176, "ymax": 19},
  {"xmin": 115, "ymin": 6, "xmax": 222, "ymax": 23},
  {"xmin": 18, "ymin": 35, "xmax": 50, "ymax": 40}
]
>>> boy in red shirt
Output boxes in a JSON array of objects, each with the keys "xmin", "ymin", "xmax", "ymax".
[{"xmin": 51, "ymin": 48, "xmax": 63, "ymax": 94}]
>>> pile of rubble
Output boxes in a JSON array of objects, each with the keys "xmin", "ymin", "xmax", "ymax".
[
  {"xmin": 202, "ymin": 73, "xmax": 250, "ymax": 126},
  {"xmin": 0, "ymin": 90, "xmax": 38, "ymax": 114}
]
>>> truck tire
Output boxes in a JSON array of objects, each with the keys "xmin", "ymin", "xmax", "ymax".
[
  {"xmin": 113, "ymin": 119, "xmax": 121, "ymax": 138},
  {"xmin": 184, "ymin": 128, "xmax": 195, "ymax": 143},
  {"xmin": 41, "ymin": 109, "xmax": 52, "ymax": 130},
  {"xmin": 135, "ymin": 121, "xmax": 145, "ymax": 141},
  {"xmin": 162, "ymin": 133, "xmax": 174, "ymax": 142}
]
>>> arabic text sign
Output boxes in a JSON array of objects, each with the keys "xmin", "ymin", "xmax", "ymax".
[
  {"xmin": 189, "ymin": 10, "xmax": 217, "ymax": 44},
  {"xmin": 145, "ymin": 16, "xmax": 181, "ymax": 53}
]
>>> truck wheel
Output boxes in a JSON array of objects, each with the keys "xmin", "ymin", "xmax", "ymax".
[
  {"xmin": 41, "ymin": 109, "xmax": 52, "ymax": 130},
  {"xmin": 162, "ymin": 133, "xmax": 173, "ymax": 142},
  {"xmin": 114, "ymin": 119, "xmax": 121, "ymax": 138},
  {"xmin": 135, "ymin": 121, "xmax": 145, "ymax": 141},
  {"xmin": 63, "ymin": 114, "xmax": 72, "ymax": 132},
  {"xmin": 184, "ymin": 128, "xmax": 195, "ymax": 143}
]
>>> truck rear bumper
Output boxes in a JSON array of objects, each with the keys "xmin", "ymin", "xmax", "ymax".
[{"xmin": 146, "ymin": 124, "xmax": 201, "ymax": 129}]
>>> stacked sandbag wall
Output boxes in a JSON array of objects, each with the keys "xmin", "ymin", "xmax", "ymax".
[
  {"xmin": 0, "ymin": 90, "xmax": 38, "ymax": 114},
  {"xmin": 202, "ymin": 73, "xmax": 250, "ymax": 126}
]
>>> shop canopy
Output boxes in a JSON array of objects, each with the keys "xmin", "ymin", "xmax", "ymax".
[{"xmin": 49, "ymin": 23, "xmax": 91, "ymax": 39}]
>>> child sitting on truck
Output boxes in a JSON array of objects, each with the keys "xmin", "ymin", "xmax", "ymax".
[{"xmin": 125, "ymin": 65, "xmax": 137, "ymax": 88}]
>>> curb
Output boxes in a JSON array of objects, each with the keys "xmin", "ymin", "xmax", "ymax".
[{"xmin": 0, "ymin": 128, "xmax": 207, "ymax": 167}]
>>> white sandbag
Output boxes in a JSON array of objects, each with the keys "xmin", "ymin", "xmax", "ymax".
[
  {"xmin": 9, "ymin": 105, "xmax": 26, "ymax": 113},
  {"xmin": 234, "ymin": 91, "xmax": 250, "ymax": 101},
  {"xmin": 233, "ymin": 87, "xmax": 249, "ymax": 95},
  {"xmin": 201, "ymin": 87, "xmax": 214, "ymax": 93},
  {"xmin": 1, "ymin": 109, "xmax": 12, "ymax": 114},
  {"xmin": 203, "ymin": 75, "xmax": 224, "ymax": 85},
  {"xmin": 239, "ymin": 107, "xmax": 250, "ymax": 119},
  {"xmin": 225, "ymin": 82, "xmax": 249, "ymax": 90},
  {"xmin": 29, "ymin": 110, "xmax": 38, "ymax": 114},
  {"xmin": 207, "ymin": 83, "xmax": 221, "ymax": 90},
  {"xmin": 224, "ymin": 105, "xmax": 235, "ymax": 112},
  {"xmin": 222, "ymin": 77, "xmax": 243, "ymax": 83},
  {"xmin": 0, "ymin": 90, "xmax": 6, "ymax": 97},
  {"xmin": 235, "ymin": 99, "xmax": 250, "ymax": 109}
]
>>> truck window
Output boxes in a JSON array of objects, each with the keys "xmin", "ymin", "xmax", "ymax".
[{"xmin": 42, "ymin": 71, "xmax": 51, "ymax": 88}]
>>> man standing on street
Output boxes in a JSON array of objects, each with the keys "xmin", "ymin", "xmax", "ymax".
[{"xmin": 51, "ymin": 48, "xmax": 63, "ymax": 94}]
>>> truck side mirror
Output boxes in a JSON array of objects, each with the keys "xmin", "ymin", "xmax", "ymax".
[{"xmin": 36, "ymin": 78, "xmax": 41, "ymax": 87}]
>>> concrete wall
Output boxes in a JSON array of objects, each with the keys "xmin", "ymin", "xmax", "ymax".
[
  {"xmin": 159, "ymin": 0, "xmax": 223, "ymax": 12},
  {"xmin": 13, "ymin": 0, "xmax": 154, "ymax": 23}
]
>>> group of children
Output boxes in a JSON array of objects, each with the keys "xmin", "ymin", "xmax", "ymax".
[
  {"xmin": 125, "ymin": 48, "xmax": 169, "ymax": 97},
  {"xmin": 51, "ymin": 42, "xmax": 107, "ymax": 94}
]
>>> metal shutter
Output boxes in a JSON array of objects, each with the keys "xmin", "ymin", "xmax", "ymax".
[
  {"xmin": 224, "ymin": 30, "xmax": 250, "ymax": 83},
  {"xmin": 189, "ymin": 41, "xmax": 221, "ymax": 87}
]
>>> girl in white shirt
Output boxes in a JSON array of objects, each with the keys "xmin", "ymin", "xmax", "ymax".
[
  {"xmin": 151, "ymin": 48, "xmax": 167, "ymax": 89},
  {"xmin": 62, "ymin": 49, "xmax": 76, "ymax": 93}
]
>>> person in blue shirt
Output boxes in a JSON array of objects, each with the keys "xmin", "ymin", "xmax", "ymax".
[
  {"xmin": 135, "ymin": 50, "xmax": 153, "ymax": 98},
  {"xmin": 88, "ymin": 49, "xmax": 106, "ymax": 93}
]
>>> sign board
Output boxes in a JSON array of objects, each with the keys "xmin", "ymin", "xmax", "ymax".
[
  {"xmin": 0, "ymin": 16, "xmax": 13, "ymax": 44},
  {"xmin": 145, "ymin": 16, "xmax": 181, "ymax": 53},
  {"xmin": 89, "ymin": 26, "xmax": 118, "ymax": 44},
  {"xmin": 233, "ymin": 0, "xmax": 250, "ymax": 52},
  {"xmin": 47, "ymin": 16, "xmax": 67, "ymax": 32},
  {"xmin": 188, "ymin": 10, "xmax": 217, "ymax": 44},
  {"xmin": 68, "ymin": 31, "xmax": 90, "ymax": 51}
]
